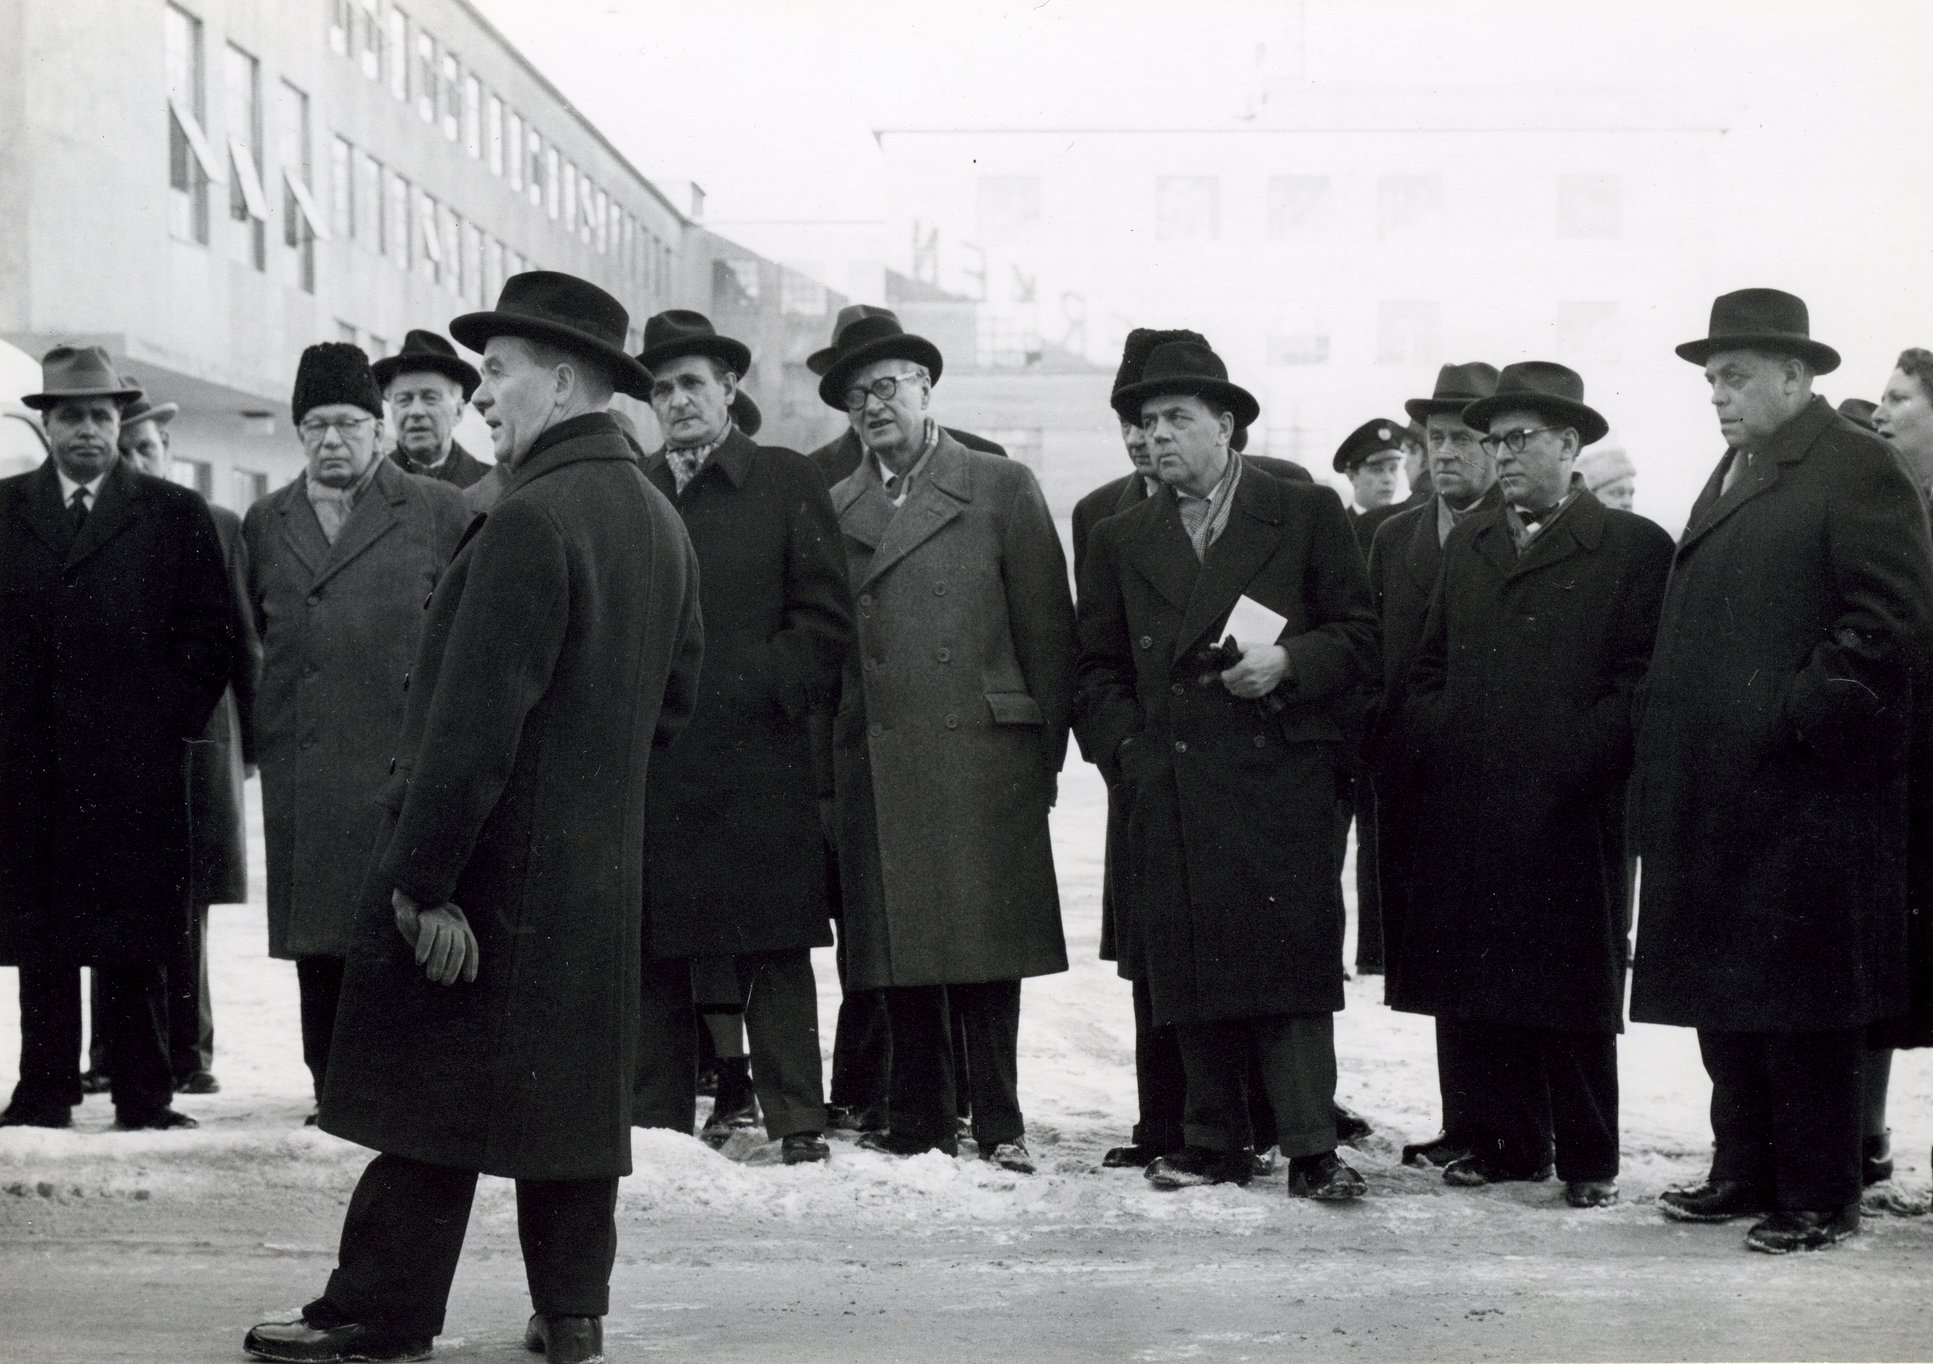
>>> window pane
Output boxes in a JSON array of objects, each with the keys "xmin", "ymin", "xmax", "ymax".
[
  {"xmin": 357, "ymin": 0, "xmax": 379, "ymax": 80},
  {"xmin": 463, "ymin": 75, "xmax": 482, "ymax": 159},
  {"xmin": 440, "ymin": 53, "xmax": 459, "ymax": 141},
  {"xmin": 358, "ymin": 153, "xmax": 382, "ymax": 251},
  {"xmin": 545, "ymin": 147, "xmax": 559, "ymax": 218},
  {"xmin": 330, "ymin": 136, "xmax": 352, "ymax": 238},
  {"xmin": 415, "ymin": 30, "xmax": 436, "ymax": 123},
  {"xmin": 163, "ymin": 4, "xmax": 208, "ymax": 244},
  {"xmin": 388, "ymin": 171, "xmax": 410, "ymax": 267},
  {"xmin": 224, "ymin": 44, "xmax": 265, "ymax": 270},
  {"xmin": 328, "ymin": 0, "xmax": 349, "ymax": 56},
  {"xmin": 507, "ymin": 113, "xmax": 523, "ymax": 190},
  {"xmin": 386, "ymin": 8, "xmax": 408, "ymax": 101},
  {"xmin": 486, "ymin": 95, "xmax": 503, "ymax": 175},
  {"xmin": 1155, "ymin": 176, "xmax": 1218, "ymax": 241}
]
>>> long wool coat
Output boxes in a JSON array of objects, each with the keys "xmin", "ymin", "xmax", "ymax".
[
  {"xmin": 187, "ymin": 503, "xmax": 260, "ymax": 906},
  {"xmin": 1395, "ymin": 493, "xmax": 1673, "ymax": 1033},
  {"xmin": 640, "ymin": 428, "xmax": 851, "ymax": 959},
  {"xmin": 245, "ymin": 460, "xmax": 469, "ymax": 959},
  {"xmin": 1362, "ymin": 485, "xmax": 1502, "ymax": 1009},
  {"xmin": 828, "ymin": 433, "xmax": 1075, "ymax": 990},
  {"xmin": 1073, "ymin": 467, "xmax": 1379, "ymax": 1028},
  {"xmin": 1632, "ymin": 397, "xmax": 1933, "ymax": 1033},
  {"xmin": 318, "ymin": 415, "xmax": 703, "ymax": 1180},
  {"xmin": 0, "ymin": 459, "xmax": 233, "ymax": 967}
]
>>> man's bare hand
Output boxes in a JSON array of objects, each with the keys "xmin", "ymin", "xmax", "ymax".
[
  {"xmin": 1219, "ymin": 643, "xmax": 1290, "ymax": 699},
  {"xmin": 392, "ymin": 889, "xmax": 480, "ymax": 985}
]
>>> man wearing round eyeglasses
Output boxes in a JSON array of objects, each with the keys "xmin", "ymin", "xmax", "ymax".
[
  {"xmin": 243, "ymin": 343, "xmax": 468, "ymax": 1119},
  {"xmin": 1394, "ymin": 360, "xmax": 1673, "ymax": 1211}
]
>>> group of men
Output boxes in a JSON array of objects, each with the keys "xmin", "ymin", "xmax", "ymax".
[{"xmin": 1, "ymin": 275, "xmax": 1930, "ymax": 1363}]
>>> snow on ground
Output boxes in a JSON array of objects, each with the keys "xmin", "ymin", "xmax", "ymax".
[{"xmin": 3, "ymin": 759, "xmax": 1929, "ymax": 1237}]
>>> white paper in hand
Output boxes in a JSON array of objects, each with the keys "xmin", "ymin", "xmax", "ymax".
[{"xmin": 1222, "ymin": 594, "xmax": 1289, "ymax": 653}]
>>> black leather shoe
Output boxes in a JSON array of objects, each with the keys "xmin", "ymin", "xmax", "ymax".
[
  {"xmin": 243, "ymin": 1317, "xmax": 433, "ymax": 1362},
  {"xmin": 1863, "ymin": 1130, "xmax": 1894, "ymax": 1186},
  {"xmin": 176, "ymin": 1069, "xmax": 221, "ymax": 1095},
  {"xmin": 1250, "ymin": 1147, "xmax": 1278, "ymax": 1179},
  {"xmin": 114, "ymin": 1106, "xmax": 199, "ymax": 1131},
  {"xmin": 1333, "ymin": 1103, "xmax": 1374, "ymax": 1146},
  {"xmin": 980, "ymin": 1138, "xmax": 1035, "ymax": 1174},
  {"xmin": 79, "ymin": 1069, "xmax": 112, "ymax": 1095},
  {"xmin": 1443, "ymin": 1154, "xmax": 1552, "ymax": 1187},
  {"xmin": 1401, "ymin": 1131, "xmax": 1471, "ymax": 1168},
  {"xmin": 1102, "ymin": 1141, "xmax": 1172, "ymax": 1169},
  {"xmin": 700, "ymin": 1058, "xmax": 759, "ymax": 1147},
  {"xmin": 1146, "ymin": 1145, "xmax": 1253, "ymax": 1189},
  {"xmin": 1288, "ymin": 1150, "xmax": 1367, "ymax": 1201},
  {"xmin": 825, "ymin": 1102, "xmax": 888, "ymax": 1134},
  {"xmin": 1657, "ymin": 1178, "xmax": 1768, "ymax": 1223},
  {"xmin": 781, "ymin": 1132, "xmax": 830, "ymax": 1165},
  {"xmin": 523, "ymin": 1312, "xmax": 603, "ymax": 1363},
  {"xmin": 856, "ymin": 1129, "xmax": 956, "ymax": 1159},
  {"xmin": 0, "ymin": 1103, "xmax": 72, "ymax": 1129},
  {"xmin": 1744, "ymin": 1204, "xmax": 1861, "ymax": 1254},
  {"xmin": 1565, "ymin": 1179, "xmax": 1620, "ymax": 1208}
]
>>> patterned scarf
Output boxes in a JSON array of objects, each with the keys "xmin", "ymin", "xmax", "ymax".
[
  {"xmin": 1176, "ymin": 450, "xmax": 1243, "ymax": 561},
  {"xmin": 305, "ymin": 457, "xmax": 383, "ymax": 545},
  {"xmin": 666, "ymin": 423, "xmax": 733, "ymax": 495}
]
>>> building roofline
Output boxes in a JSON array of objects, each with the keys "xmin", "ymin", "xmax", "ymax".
[
  {"xmin": 871, "ymin": 124, "xmax": 1730, "ymax": 138},
  {"xmin": 454, "ymin": 0, "xmax": 687, "ymax": 225}
]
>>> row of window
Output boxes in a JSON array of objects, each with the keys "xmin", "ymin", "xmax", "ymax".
[
  {"xmin": 975, "ymin": 172, "xmax": 1625, "ymax": 243},
  {"xmin": 1259, "ymin": 299, "xmax": 1623, "ymax": 370},
  {"xmin": 326, "ymin": 0, "xmax": 673, "ymax": 302}
]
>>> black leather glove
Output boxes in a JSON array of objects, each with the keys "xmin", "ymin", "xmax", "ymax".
[{"xmin": 393, "ymin": 890, "xmax": 480, "ymax": 986}]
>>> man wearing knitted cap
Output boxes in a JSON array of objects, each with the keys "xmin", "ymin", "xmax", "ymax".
[{"xmin": 242, "ymin": 343, "xmax": 468, "ymax": 1120}]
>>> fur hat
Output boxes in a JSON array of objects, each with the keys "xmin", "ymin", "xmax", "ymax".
[
  {"xmin": 1576, "ymin": 444, "xmax": 1636, "ymax": 492},
  {"xmin": 292, "ymin": 342, "xmax": 383, "ymax": 426}
]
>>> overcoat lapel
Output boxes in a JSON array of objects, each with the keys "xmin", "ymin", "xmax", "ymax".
[
  {"xmin": 831, "ymin": 458, "xmax": 897, "ymax": 553},
  {"xmin": 1120, "ymin": 490, "xmax": 1200, "ymax": 617},
  {"xmin": 1173, "ymin": 471, "xmax": 1284, "ymax": 661},
  {"xmin": 275, "ymin": 478, "xmax": 328, "ymax": 578},
  {"xmin": 64, "ymin": 462, "xmax": 140, "ymax": 571},
  {"xmin": 1677, "ymin": 400, "xmax": 1833, "ymax": 555},
  {"xmin": 1403, "ymin": 500, "xmax": 1444, "ymax": 594},
  {"xmin": 859, "ymin": 436, "xmax": 970, "ymax": 586},
  {"xmin": 14, "ymin": 461, "xmax": 72, "ymax": 559},
  {"xmin": 308, "ymin": 464, "xmax": 404, "ymax": 593}
]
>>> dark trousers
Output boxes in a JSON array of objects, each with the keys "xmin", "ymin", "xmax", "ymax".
[
  {"xmin": 311, "ymin": 1152, "xmax": 617, "ymax": 1339},
  {"xmin": 1352, "ymin": 782, "xmax": 1384, "ymax": 972},
  {"xmin": 829, "ymin": 920, "xmax": 891, "ymax": 1114},
  {"xmin": 657, "ymin": 949, "xmax": 826, "ymax": 1140},
  {"xmin": 1456, "ymin": 1018, "xmax": 1619, "ymax": 1182},
  {"xmin": 1127, "ymin": 976, "xmax": 1276, "ymax": 1153},
  {"xmin": 1698, "ymin": 1027, "xmax": 1864, "ymax": 1211},
  {"xmin": 11, "ymin": 962, "xmax": 172, "ymax": 1116},
  {"xmin": 89, "ymin": 905, "xmax": 214, "ymax": 1080},
  {"xmin": 882, "ymin": 979, "xmax": 1022, "ymax": 1149},
  {"xmin": 1437, "ymin": 1017, "xmax": 1483, "ymax": 1137},
  {"xmin": 1174, "ymin": 1013, "xmax": 1337, "ymax": 1158},
  {"xmin": 632, "ymin": 954, "xmax": 696, "ymax": 1131},
  {"xmin": 296, "ymin": 955, "xmax": 345, "ymax": 1104}
]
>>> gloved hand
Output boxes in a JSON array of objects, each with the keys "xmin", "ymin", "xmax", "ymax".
[{"xmin": 393, "ymin": 889, "xmax": 480, "ymax": 986}]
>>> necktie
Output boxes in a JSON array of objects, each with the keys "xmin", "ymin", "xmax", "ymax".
[
  {"xmin": 1722, "ymin": 450, "xmax": 1753, "ymax": 495},
  {"xmin": 883, "ymin": 472, "xmax": 901, "ymax": 500},
  {"xmin": 69, "ymin": 486, "xmax": 89, "ymax": 532}
]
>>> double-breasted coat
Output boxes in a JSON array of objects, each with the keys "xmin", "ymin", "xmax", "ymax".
[
  {"xmin": 828, "ymin": 432, "xmax": 1075, "ymax": 990},
  {"xmin": 1363, "ymin": 485, "xmax": 1502, "ymax": 1007},
  {"xmin": 1632, "ymin": 396, "xmax": 1933, "ymax": 1033},
  {"xmin": 1073, "ymin": 466, "xmax": 1379, "ymax": 1028},
  {"xmin": 0, "ymin": 459, "xmax": 234, "ymax": 967},
  {"xmin": 180, "ymin": 503, "xmax": 260, "ymax": 906},
  {"xmin": 1395, "ymin": 493, "xmax": 1673, "ymax": 1033},
  {"xmin": 640, "ymin": 428, "xmax": 852, "ymax": 959},
  {"xmin": 245, "ymin": 460, "xmax": 469, "ymax": 960},
  {"xmin": 318, "ymin": 415, "xmax": 703, "ymax": 1180}
]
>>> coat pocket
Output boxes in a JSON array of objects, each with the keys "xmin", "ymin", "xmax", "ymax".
[{"xmin": 984, "ymin": 691, "xmax": 1044, "ymax": 727}]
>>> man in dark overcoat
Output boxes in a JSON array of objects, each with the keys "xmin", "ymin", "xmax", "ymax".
[
  {"xmin": 0, "ymin": 345, "xmax": 233, "ymax": 1132},
  {"xmin": 1632, "ymin": 289, "xmax": 1933, "ymax": 1254},
  {"xmin": 1335, "ymin": 418, "xmax": 1408, "ymax": 556},
  {"xmin": 374, "ymin": 329, "xmax": 491, "ymax": 489},
  {"xmin": 245, "ymin": 343, "xmax": 468, "ymax": 1114},
  {"xmin": 1364, "ymin": 360, "xmax": 1502, "ymax": 1170},
  {"xmin": 633, "ymin": 310, "xmax": 852, "ymax": 1164},
  {"xmin": 243, "ymin": 273, "xmax": 702, "ymax": 1364},
  {"xmin": 820, "ymin": 310, "xmax": 1075, "ymax": 1174},
  {"xmin": 1074, "ymin": 339, "xmax": 1378, "ymax": 1199},
  {"xmin": 1398, "ymin": 362, "xmax": 1673, "ymax": 1209},
  {"xmin": 117, "ymin": 384, "xmax": 259, "ymax": 1095}
]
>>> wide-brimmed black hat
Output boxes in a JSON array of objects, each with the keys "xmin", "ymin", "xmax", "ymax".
[
  {"xmin": 1462, "ymin": 361, "xmax": 1608, "ymax": 447},
  {"xmin": 118, "ymin": 373, "xmax": 178, "ymax": 427},
  {"xmin": 1333, "ymin": 418, "xmax": 1411, "ymax": 474},
  {"xmin": 372, "ymin": 329, "xmax": 481, "ymax": 399},
  {"xmin": 1405, "ymin": 361, "xmax": 1499, "ymax": 422},
  {"xmin": 1109, "ymin": 339, "xmax": 1260, "ymax": 431},
  {"xmin": 1111, "ymin": 328, "xmax": 1209, "ymax": 422},
  {"xmin": 812, "ymin": 306, "xmax": 944, "ymax": 409},
  {"xmin": 450, "ymin": 271, "xmax": 653, "ymax": 401},
  {"xmin": 1837, "ymin": 397, "xmax": 1878, "ymax": 431},
  {"xmin": 731, "ymin": 389, "xmax": 762, "ymax": 437},
  {"xmin": 637, "ymin": 309, "xmax": 751, "ymax": 378},
  {"xmin": 22, "ymin": 345, "xmax": 143, "ymax": 411},
  {"xmin": 1674, "ymin": 288, "xmax": 1840, "ymax": 374}
]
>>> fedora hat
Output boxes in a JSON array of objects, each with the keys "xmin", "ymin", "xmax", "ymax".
[
  {"xmin": 1837, "ymin": 396, "xmax": 1878, "ymax": 431},
  {"xmin": 1333, "ymin": 418, "xmax": 1411, "ymax": 474},
  {"xmin": 1109, "ymin": 339, "xmax": 1260, "ymax": 431},
  {"xmin": 637, "ymin": 309, "xmax": 751, "ymax": 378},
  {"xmin": 117, "ymin": 373, "xmax": 178, "ymax": 427},
  {"xmin": 1111, "ymin": 327, "xmax": 1209, "ymax": 422},
  {"xmin": 371, "ymin": 329, "xmax": 481, "ymax": 400},
  {"xmin": 1405, "ymin": 361, "xmax": 1499, "ymax": 423},
  {"xmin": 812, "ymin": 306, "xmax": 944, "ymax": 409},
  {"xmin": 1675, "ymin": 288, "xmax": 1840, "ymax": 374},
  {"xmin": 450, "ymin": 271, "xmax": 653, "ymax": 401},
  {"xmin": 22, "ymin": 345, "xmax": 142, "ymax": 411},
  {"xmin": 1461, "ymin": 361, "xmax": 1608, "ymax": 446}
]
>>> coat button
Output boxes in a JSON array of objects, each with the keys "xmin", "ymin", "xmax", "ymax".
[
  {"xmin": 933, "ymin": 583, "xmax": 947, "ymax": 596},
  {"xmin": 858, "ymin": 592, "xmax": 874, "ymax": 608},
  {"xmin": 307, "ymin": 594, "xmax": 321, "ymax": 608},
  {"xmin": 387, "ymin": 757, "xmax": 397, "ymax": 774},
  {"xmin": 1139, "ymin": 635, "xmax": 1153, "ymax": 650},
  {"xmin": 945, "ymin": 713, "xmax": 959, "ymax": 730},
  {"xmin": 1171, "ymin": 682, "xmax": 1185, "ymax": 696},
  {"xmin": 303, "ymin": 666, "xmax": 318, "ymax": 681},
  {"xmin": 864, "ymin": 658, "xmax": 878, "ymax": 672},
  {"xmin": 868, "ymin": 722, "xmax": 883, "ymax": 738},
  {"xmin": 1253, "ymin": 734, "xmax": 1267, "ymax": 747},
  {"xmin": 936, "ymin": 648, "xmax": 951, "ymax": 663},
  {"xmin": 1173, "ymin": 740, "xmax": 1187, "ymax": 753}
]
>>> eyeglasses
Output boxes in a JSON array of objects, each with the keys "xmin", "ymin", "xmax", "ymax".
[
  {"xmin": 841, "ymin": 372, "xmax": 925, "ymax": 412},
  {"xmin": 1479, "ymin": 425, "xmax": 1566, "ymax": 456},
  {"xmin": 300, "ymin": 415, "xmax": 376, "ymax": 442}
]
